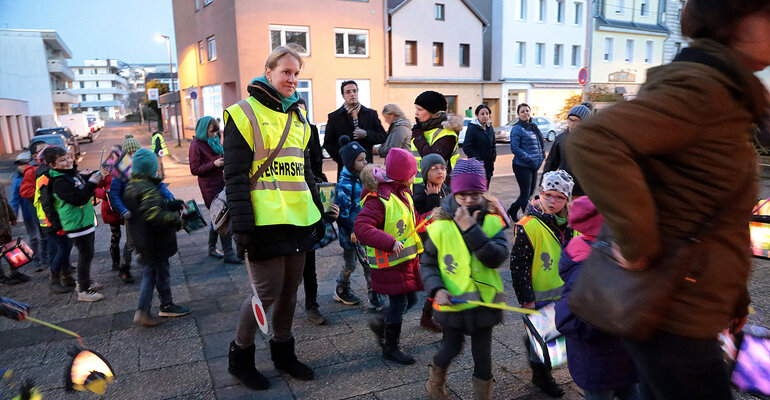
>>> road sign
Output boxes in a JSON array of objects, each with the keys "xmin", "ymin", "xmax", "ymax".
[
  {"xmin": 148, "ymin": 88, "xmax": 159, "ymax": 101},
  {"xmin": 578, "ymin": 68, "xmax": 588, "ymax": 85}
]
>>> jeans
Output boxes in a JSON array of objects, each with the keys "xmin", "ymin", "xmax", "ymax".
[
  {"xmin": 337, "ymin": 247, "xmax": 357, "ymax": 287},
  {"xmin": 303, "ymin": 250, "xmax": 318, "ymax": 310},
  {"xmin": 584, "ymin": 386, "xmax": 641, "ymax": 400},
  {"xmin": 622, "ymin": 331, "xmax": 732, "ymax": 400},
  {"xmin": 385, "ymin": 292, "xmax": 418, "ymax": 324},
  {"xmin": 208, "ymin": 223, "xmax": 234, "ymax": 256},
  {"xmin": 121, "ymin": 225, "xmax": 134, "ymax": 269},
  {"xmin": 510, "ymin": 163, "xmax": 539, "ymax": 217},
  {"xmin": 434, "ymin": 327, "xmax": 493, "ymax": 380},
  {"xmin": 137, "ymin": 258, "xmax": 173, "ymax": 312},
  {"xmin": 48, "ymin": 232, "xmax": 72, "ymax": 274},
  {"xmin": 109, "ymin": 224, "xmax": 121, "ymax": 268},
  {"xmin": 70, "ymin": 232, "xmax": 95, "ymax": 291}
]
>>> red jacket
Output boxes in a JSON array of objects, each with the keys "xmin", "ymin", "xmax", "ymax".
[
  {"xmin": 19, "ymin": 164, "xmax": 39, "ymax": 200},
  {"xmin": 96, "ymin": 175, "xmax": 122, "ymax": 225},
  {"xmin": 354, "ymin": 180, "xmax": 425, "ymax": 295}
]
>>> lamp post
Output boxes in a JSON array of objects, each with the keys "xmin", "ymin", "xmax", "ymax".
[{"xmin": 155, "ymin": 34, "xmax": 181, "ymax": 146}]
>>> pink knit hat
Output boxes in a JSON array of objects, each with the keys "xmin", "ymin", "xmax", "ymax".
[
  {"xmin": 385, "ymin": 148, "xmax": 417, "ymax": 182},
  {"xmin": 568, "ymin": 196, "xmax": 603, "ymax": 241}
]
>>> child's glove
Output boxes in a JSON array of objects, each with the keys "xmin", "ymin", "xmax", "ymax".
[
  {"xmin": 0, "ymin": 297, "xmax": 29, "ymax": 321},
  {"xmin": 323, "ymin": 204, "xmax": 340, "ymax": 223},
  {"xmin": 121, "ymin": 210, "xmax": 132, "ymax": 220}
]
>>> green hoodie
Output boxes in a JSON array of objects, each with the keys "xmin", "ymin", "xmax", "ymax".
[{"xmin": 48, "ymin": 169, "xmax": 95, "ymax": 234}]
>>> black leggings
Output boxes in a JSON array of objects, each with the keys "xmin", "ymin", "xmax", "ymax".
[
  {"xmin": 303, "ymin": 250, "xmax": 318, "ymax": 310},
  {"xmin": 433, "ymin": 326, "xmax": 493, "ymax": 380}
]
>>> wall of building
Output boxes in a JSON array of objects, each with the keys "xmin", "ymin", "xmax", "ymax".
[
  {"xmin": 389, "ymin": 0, "xmax": 483, "ymax": 80},
  {"xmin": 0, "ymin": 98, "xmax": 34, "ymax": 154},
  {"xmin": 663, "ymin": 0, "xmax": 686, "ymax": 63},
  {"xmin": 590, "ymin": 29, "xmax": 665, "ymax": 89},
  {"xmin": 386, "ymin": 82, "xmax": 498, "ymax": 122},
  {"xmin": 0, "ymin": 31, "xmax": 56, "ymax": 119}
]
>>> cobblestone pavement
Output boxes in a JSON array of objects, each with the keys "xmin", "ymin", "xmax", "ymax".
[{"xmin": 0, "ymin": 123, "xmax": 768, "ymax": 399}]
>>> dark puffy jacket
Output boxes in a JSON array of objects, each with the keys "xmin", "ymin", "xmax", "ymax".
[
  {"xmin": 462, "ymin": 119, "xmax": 497, "ymax": 164},
  {"xmin": 412, "ymin": 182, "xmax": 450, "ymax": 215},
  {"xmin": 323, "ymin": 105, "xmax": 387, "ymax": 166},
  {"xmin": 223, "ymin": 80, "xmax": 324, "ymax": 261},
  {"xmin": 554, "ymin": 246, "xmax": 637, "ymax": 391},
  {"xmin": 542, "ymin": 130, "xmax": 583, "ymax": 197},
  {"xmin": 123, "ymin": 175, "xmax": 181, "ymax": 261},
  {"xmin": 510, "ymin": 119, "xmax": 545, "ymax": 169},
  {"xmin": 189, "ymin": 138, "xmax": 224, "ymax": 208},
  {"xmin": 335, "ymin": 166, "xmax": 362, "ymax": 250}
]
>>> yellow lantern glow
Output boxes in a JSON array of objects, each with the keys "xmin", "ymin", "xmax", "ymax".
[{"xmin": 66, "ymin": 349, "xmax": 115, "ymax": 395}]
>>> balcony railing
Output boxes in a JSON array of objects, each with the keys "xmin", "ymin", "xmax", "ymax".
[
  {"xmin": 52, "ymin": 90, "xmax": 78, "ymax": 104},
  {"xmin": 48, "ymin": 59, "xmax": 75, "ymax": 82}
]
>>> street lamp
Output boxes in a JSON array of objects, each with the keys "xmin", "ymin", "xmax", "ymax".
[{"xmin": 155, "ymin": 34, "xmax": 181, "ymax": 146}]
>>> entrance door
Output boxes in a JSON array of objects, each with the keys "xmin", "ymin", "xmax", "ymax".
[{"xmin": 483, "ymin": 98, "xmax": 499, "ymax": 126}]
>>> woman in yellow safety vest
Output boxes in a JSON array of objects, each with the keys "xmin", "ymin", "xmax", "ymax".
[
  {"xmin": 510, "ymin": 169, "xmax": 576, "ymax": 398},
  {"xmin": 222, "ymin": 44, "xmax": 329, "ymax": 391},
  {"xmin": 410, "ymin": 91, "xmax": 461, "ymax": 185},
  {"xmin": 420, "ymin": 158, "xmax": 510, "ymax": 400}
]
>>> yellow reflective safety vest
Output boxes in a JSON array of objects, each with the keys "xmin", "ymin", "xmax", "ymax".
[
  {"xmin": 152, "ymin": 132, "xmax": 168, "ymax": 157},
  {"xmin": 362, "ymin": 192, "xmax": 423, "ymax": 268},
  {"xmin": 410, "ymin": 128, "xmax": 459, "ymax": 185},
  {"xmin": 33, "ymin": 174, "xmax": 51, "ymax": 228},
  {"xmin": 223, "ymin": 97, "xmax": 320, "ymax": 228},
  {"xmin": 427, "ymin": 214, "xmax": 506, "ymax": 312},
  {"xmin": 517, "ymin": 215, "xmax": 575, "ymax": 303}
]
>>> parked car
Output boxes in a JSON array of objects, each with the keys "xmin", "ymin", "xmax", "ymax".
[
  {"xmin": 493, "ymin": 120, "xmax": 516, "ymax": 143},
  {"xmin": 457, "ymin": 118, "xmax": 472, "ymax": 145},
  {"xmin": 35, "ymin": 127, "xmax": 80, "ymax": 158},
  {"xmin": 59, "ymin": 113, "xmax": 93, "ymax": 142},
  {"xmin": 28, "ymin": 134, "xmax": 71, "ymax": 156},
  {"xmin": 532, "ymin": 117, "xmax": 557, "ymax": 142},
  {"xmin": 85, "ymin": 113, "xmax": 105, "ymax": 131}
]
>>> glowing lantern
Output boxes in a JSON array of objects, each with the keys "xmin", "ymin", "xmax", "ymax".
[{"xmin": 66, "ymin": 349, "xmax": 115, "ymax": 395}]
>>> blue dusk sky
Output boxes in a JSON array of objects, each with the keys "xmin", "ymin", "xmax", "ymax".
[{"xmin": 0, "ymin": 0, "xmax": 177, "ymax": 66}]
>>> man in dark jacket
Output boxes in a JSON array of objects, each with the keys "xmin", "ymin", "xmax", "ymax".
[
  {"xmin": 542, "ymin": 104, "xmax": 591, "ymax": 197},
  {"xmin": 323, "ymin": 81, "xmax": 387, "ymax": 177}
]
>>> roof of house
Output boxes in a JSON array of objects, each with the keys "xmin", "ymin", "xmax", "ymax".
[
  {"xmin": 595, "ymin": 16, "xmax": 670, "ymax": 34},
  {"xmin": 387, "ymin": 0, "xmax": 488, "ymax": 26}
]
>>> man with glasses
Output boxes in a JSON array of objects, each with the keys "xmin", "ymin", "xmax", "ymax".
[{"xmin": 542, "ymin": 104, "xmax": 592, "ymax": 198}]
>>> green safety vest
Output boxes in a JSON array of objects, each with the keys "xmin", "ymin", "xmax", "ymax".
[
  {"xmin": 152, "ymin": 132, "xmax": 168, "ymax": 156},
  {"xmin": 518, "ymin": 215, "xmax": 575, "ymax": 303},
  {"xmin": 223, "ymin": 98, "xmax": 320, "ymax": 228},
  {"xmin": 427, "ymin": 214, "xmax": 506, "ymax": 312},
  {"xmin": 410, "ymin": 128, "xmax": 459, "ymax": 185},
  {"xmin": 362, "ymin": 192, "xmax": 423, "ymax": 268}
]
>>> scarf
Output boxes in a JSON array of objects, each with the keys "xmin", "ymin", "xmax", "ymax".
[
  {"xmin": 194, "ymin": 116, "xmax": 224, "ymax": 155},
  {"xmin": 345, "ymin": 102, "xmax": 362, "ymax": 128},
  {"xmin": 417, "ymin": 111, "xmax": 447, "ymax": 131},
  {"xmin": 251, "ymin": 76, "xmax": 300, "ymax": 113}
]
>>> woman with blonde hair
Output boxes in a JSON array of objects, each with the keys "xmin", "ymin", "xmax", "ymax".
[{"xmin": 373, "ymin": 103, "xmax": 411, "ymax": 158}]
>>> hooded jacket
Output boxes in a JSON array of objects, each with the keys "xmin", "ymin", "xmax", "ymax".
[
  {"xmin": 463, "ymin": 118, "xmax": 497, "ymax": 164},
  {"xmin": 190, "ymin": 118, "xmax": 225, "ymax": 209},
  {"xmin": 420, "ymin": 195, "xmax": 509, "ymax": 332},
  {"xmin": 377, "ymin": 117, "xmax": 412, "ymax": 159},
  {"xmin": 335, "ymin": 165, "xmax": 363, "ymax": 250},
  {"xmin": 567, "ymin": 39, "xmax": 770, "ymax": 339},
  {"xmin": 124, "ymin": 173, "xmax": 181, "ymax": 262}
]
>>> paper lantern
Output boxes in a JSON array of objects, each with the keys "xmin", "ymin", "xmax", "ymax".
[
  {"xmin": 66, "ymin": 349, "xmax": 115, "ymax": 395},
  {"xmin": 522, "ymin": 303, "xmax": 567, "ymax": 369},
  {"xmin": 101, "ymin": 150, "xmax": 132, "ymax": 181},
  {"xmin": 1, "ymin": 238, "xmax": 34, "ymax": 269},
  {"xmin": 181, "ymin": 200, "xmax": 206, "ymax": 233}
]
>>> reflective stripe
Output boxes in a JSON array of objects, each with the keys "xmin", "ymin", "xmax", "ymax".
[
  {"xmin": 238, "ymin": 100, "xmax": 267, "ymax": 161},
  {"xmin": 266, "ymin": 147, "xmax": 304, "ymax": 159},
  {"xmin": 253, "ymin": 180, "xmax": 310, "ymax": 192},
  {"xmin": 534, "ymin": 287, "xmax": 563, "ymax": 302},
  {"xmin": 367, "ymin": 244, "xmax": 419, "ymax": 266}
]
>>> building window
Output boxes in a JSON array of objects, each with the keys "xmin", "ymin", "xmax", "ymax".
[
  {"xmin": 203, "ymin": 0, "xmax": 212, "ymax": 5},
  {"xmin": 93, "ymin": 68, "xmax": 98, "ymax": 74},
  {"xmin": 645, "ymin": 40, "xmax": 654, "ymax": 63},
  {"xmin": 604, "ymin": 37, "xmax": 614, "ymax": 61},
  {"xmin": 269, "ymin": 25, "xmax": 310, "ymax": 55},
  {"xmin": 198, "ymin": 41, "xmax": 205, "ymax": 63},
  {"xmin": 202, "ymin": 84, "xmax": 222, "ymax": 121},
  {"xmin": 81, "ymin": 94, "xmax": 86, "ymax": 101},
  {"xmin": 207, "ymin": 35, "xmax": 217, "ymax": 61},
  {"xmin": 571, "ymin": 45, "xmax": 581, "ymax": 66},
  {"xmin": 97, "ymin": 94, "xmax": 101, "ymax": 100},
  {"xmin": 516, "ymin": 42, "xmax": 526, "ymax": 65},
  {"xmin": 459, "ymin": 44, "xmax": 470, "ymax": 67},
  {"xmin": 79, "ymin": 81, "xmax": 84, "ymax": 88},
  {"xmin": 445, "ymin": 95, "xmax": 457, "ymax": 114},
  {"xmin": 675, "ymin": 41, "xmax": 682, "ymax": 55},
  {"xmin": 405, "ymin": 41, "xmax": 417, "ymax": 65},
  {"xmin": 574, "ymin": 2, "xmax": 583, "ymax": 24},
  {"xmin": 297, "ymin": 80, "xmax": 313, "ymax": 122},
  {"xmin": 433, "ymin": 42, "xmax": 444, "ymax": 66},
  {"xmin": 78, "ymin": 68, "xmax": 83, "ymax": 74},
  {"xmin": 535, "ymin": 42, "xmax": 545, "ymax": 66},
  {"xmin": 625, "ymin": 39, "xmax": 634, "ymax": 62},
  {"xmin": 556, "ymin": 0, "xmax": 565, "ymax": 23},
  {"xmin": 435, "ymin": 3, "xmax": 445, "ymax": 20},
  {"xmin": 553, "ymin": 44, "xmax": 563, "ymax": 67},
  {"xmin": 335, "ymin": 29, "xmax": 369, "ymax": 57},
  {"xmin": 195, "ymin": 0, "xmax": 200, "ymax": 11},
  {"xmin": 518, "ymin": 0, "xmax": 527, "ymax": 20},
  {"xmin": 677, "ymin": 1, "xmax": 683, "ymax": 21},
  {"xmin": 616, "ymin": 0, "xmax": 624, "ymax": 13},
  {"xmin": 538, "ymin": 0, "xmax": 546, "ymax": 22},
  {"xmin": 640, "ymin": 0, "xmax": 649, "ymax": 16}
]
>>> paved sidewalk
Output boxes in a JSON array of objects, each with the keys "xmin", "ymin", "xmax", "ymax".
[{"xmin": 0, "ymin": 173, "xmax": 768, "ymax": 399}]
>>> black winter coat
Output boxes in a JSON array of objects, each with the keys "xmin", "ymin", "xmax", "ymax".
[
  {"xmin": 123, "ymin": 175, "xmax": 181, "ymax": 262},
  {"xmin": 323, "ymin": 105, "xmax": 387, "ymax": 167},
  {"xmin": 462, "ymin": 120, "xmax": 496, "ymax": 164},
  {"xmin": 223, "ymin": 81, "xmax": 324, "ymax": 260},
  {"xmin": 542, "ymin": 130, "xmax": 584, "ymax": 197}
]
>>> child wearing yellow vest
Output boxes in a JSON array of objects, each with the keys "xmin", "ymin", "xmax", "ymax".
[
  {"xmin": 510, "ymin": 169, "xmax": 576, "ymax": 398},
  {"xmin": 421, "ymin": 158, "xmax": 509, "ymax": 400},
  {"xmin": 354, "ymin": 148, "xmax": 424, "ymax": 365}
]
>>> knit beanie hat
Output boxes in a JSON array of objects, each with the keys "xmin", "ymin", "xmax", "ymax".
[
  {"xmin": 338, "ymin": 136, "xmax": 367, "ymax": 171},
  {"xmin": 541, "ymin": 170, "xmax": 574, "ymax": 199},
  {"xmin": 420, "ymin": 153, "xmax": 446, "ymax": 182},
  {"xmin": 568, "ymin": 196, "xmax": 603, "ymax": 240},
  {"xmin": 568, "ymin": 105, "xmax": 591, "ymax": 121},
  {"xmin": 14, "ymin": 152, "xmax": 31, "ymax": 165},
  {"xmin": 414, "ymin": 91, "xmax": 447, "ymax": 114},
  {"xmin": 450, "ymin": 158, "xmax": 487, "ymax": 193},
  {"xmin": 122, "ymin": 134, "xmax": 142, "ymax": 154},
  {"xmin": 385, "ymin": 148, "xmax": 417, "ymax": 182},
  {"xmin": 131, "ymin": 148, "xmax": 158, "ymax": 177}
]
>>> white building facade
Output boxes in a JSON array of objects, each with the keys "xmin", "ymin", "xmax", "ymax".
[
  {"xmin": 70, "ymin": 59, "xmax": 130, "ymax": 120},
  {"xmin": 489, "ymin": 0, "xmax": 588, "ymax": 124},
  {"xmin": 662, "ymin": 0, "xmax": 687, "ymax": 63},
  {"xmin": 0, "ymin": 29, "xmax": 77, "ymax": 132}
]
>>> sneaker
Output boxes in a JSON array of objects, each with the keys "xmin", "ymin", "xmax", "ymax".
[
  {"xmin": 367, "ymin": 289, "xmax": 384, "ymax": 311},
  {"xmin": 333, "ymin": 285, "xmax": 361, "ymax": 306},
  {"xmin": 77, "ymin": 290, "xmax": 104, "ymax": 302},
  {"xmin": 75, "ymin": 280, "xmax": 104, "ymax": 292},
  {"xmin": 305, "ymin": 307, "xmax": 327, "ymax": 325},
  {"xmin": 209, "ymin": 249, "xmax": 224, "ymax": 259},
  {"xmin": 158, "ymin": 304, "xmax": 192, "ymax": 317},
  {"xmin": 133, "ymin": 310, "xmax": 160, "ymax": 327}
]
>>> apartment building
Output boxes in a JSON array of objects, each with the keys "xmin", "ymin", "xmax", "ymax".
[
  {"xmin": 172, "ymin": 0, "xmax": 386, "ymax": 139},
  {"xmin": 70, "ymin": 59, "xmax": 131, "ymax": 120},
  {"xmin": 662, "ymin": 0, "xmax": 687, "ymax": 63}
]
